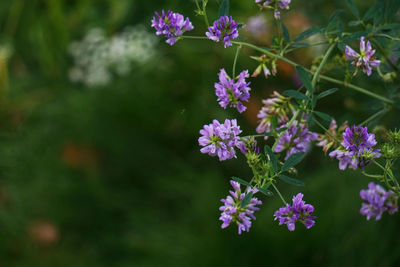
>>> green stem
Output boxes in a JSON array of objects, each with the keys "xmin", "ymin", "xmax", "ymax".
[
  {"xmin": 202, "ymin": 0, "xmax": 210, "ymax": 28},
  {"xmin": 312, "ymin": 44, "xmax": 336, "ymax": 88},
  {"xmin": 231, "ymin": 41, "xmax": 394, "ymax": 105},
  {"xmin": 362, "ymin": 171, "xmax": 384, "ymax": 179},
  {"xmin": 181, "ymin": 35, "xmax": 208, "ymax": 40},
  {"xmin": 360, "ymin": 108, "xmax": 388, "ymax": 126},
  {"xmin": 271, "ymin": 183, "xmax": 287, "ymax": 205},
  {"xmin": 232, "ymin": 45, "xmax": 241, "ymax": 78}
]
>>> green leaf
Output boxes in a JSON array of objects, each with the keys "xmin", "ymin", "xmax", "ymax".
[
  {"xmin": 291, "ymin": 42, "xmax": 310, "ymax": 47},
  {"xmin": 218, "ymin": 0, "xmax": 230, "ymax": 17},
  {"xmin": 241, "ymin": 191, "xmax": 253, "ymax": 208},
  {"xmin": 264, "ymin": 145, "xmax": 278, "ymax": 172},
  {"xmin": 232, "ymin": 177, "xmax": 251, "ymax": 187},
  {"xmin": 256, "ymin": 186, "xmax": 273, "ymax": 196},
  {"xmin": 311, "ymin": 96, "xmax": 317, "ymax": 109},
  {"xmin": 348, "ymin": 20, "xmax": 360, "ymax": 27},
  {"xmin": 317, "ymin": 88, "xmax": 338, "ymax": 99},
  {"xmin": 363, "ymin": 3, "xmax": 379, "ymax": 21},
  {"xmin": 282, "ymin": 152, "xmax": 305, "ymax": 171},
  {"xmin": 337, "ymin": 42, "xmax": 346, "ymax": 51},
  {"xmin": 346, "ymin": 0, "xmax": 360, "ymax": 19},
  {"xmin": 296, "ymin": 66, "xmax": 313, "ymax": 93},
  {"xmin": 279, "ymin": 174, "xmax": 305, "ymax": 186},
  {"xmin": 283, "ymin": 90, "xmax": 310, "ymax": 101},
  {"xmin": 376, "ymin": 23, "xmax": 400, "ymax": 31},
  {"xmin": 307, "ymin": 112, "xmax": 314, "ymax": 126},
  {"xmin": 294, "ymin": 26, "xmax": 322, "ymax": 42},
  {"xmin": 342, "ymin": 31, "xmax": 369, "ymax": 42},
  {"xmin": 281, "ymin": 22, "xmax": 290, "ymax": 43},
  {"xmin": 326, "ymin": 10, "xmax": 342, "ymax": 32},
  {"xmin": 277, "ymin": 127, "xmax": 288, "ymax": 133},
  {"xmin": 314, "ymin": 111, "xmax": 331, "ymax": 122}
]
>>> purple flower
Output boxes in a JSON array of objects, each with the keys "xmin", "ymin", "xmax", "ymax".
[
  {"xmin": 278, "ymin": 0, "xmax": 291, "ymax": 9},
  {"xmin": 274, "ymin": 193, "xmax": 316, "ymax": 231},
  {"xmin": 206, "ymin": 16, "xmax": 239, "ymax": 48},
  {"xmin": 219, "ymin": 180, "xmax": 262, "ymax": 234},
  {"xmin": 274, "ymin": 120, "xmax": 318, "ymax": 160},
  {"xmin": 239, "ymin": 137, "xmax": 260, "ymax": 155},
  {"xmin": 256, "ymin": 91, "xmax": 292, "ymax": 137},
  {"xmin": 345, "ymin": 36, "xmax": 380, "ymax": 76},
  {"xmin": 198, "ymin": 119, "xmax": 242, "ymax": 161},
  {"xmin": 360, "ymin": 182, "xmax": 398, "ymax": 220},
  {"xmin": 328, "ymin": 149, "xmax": 358, "ymax": 170},
  {"xmin": 151, "ymin": 10, "xmax": 194, "ymax": 45},
  {"xmin": 330, "ymin": 125, "xmax": 381, "ymax": 170},
  {"xmin": 255, "ymin": 0, "xmax": 291, "ymax": 20},
  {"xmin": 215, "ymin": 69, "xmax": 251, "ymax": 113}
]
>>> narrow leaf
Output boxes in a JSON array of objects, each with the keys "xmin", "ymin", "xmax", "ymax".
[
  {"xmin": 283, "ymin": 90, "xmax": 310, "ymax": 101},
  {"xmin": 294, "ymin": 26, "xmax": 322, "ymax": 42},
  {"xmin": 314, "ymin": 111, "xmax": 331, "ymax": 122},
  {"xmin": 296, "ymin": 66, "xmax": 313, "ymax": 93},
  {"xmin": 241, "ymin": 192, "xmax": 253, "ymax": 208},
  {"xmin": 307, "ymin": 113, "xmax": 314, "ymax": 126},
  {"xmin": 279, "ymin": 174, "xmax": 305, "ymax": 186},
  {"xmin": 346, "ymin": 0, "xmax": 360, "ymax": 19},
  {"xmin": 232, "ymin": 177, "xmax": 251, "ymax": 187},
  {"xmin": 282, "ymin": 152, "xmax": 305, "ymax": 171},
  {"xmin": 291, "ymin": 42, "xmax": 310, "ymax": 47},
  {"xmin": 281, "ymin": 22, "xmax": 290, "ymax": 43},
  {"xmin": 218, "ymin": 0, "xmax": 230, "ymax": 17},
  {"xmin": 256, "ymin": 186, "xmax": 273, "ymax": 196},
  {"xmin": 264, "ymin": 145, "xmax": 278, "ymax": 172},
  {"xmin": 348, "ymin": 20, "xmax": 360, "ymax": 27},
  {"xmin": 317, "ymin": 88, "xmax": 338, "ymax": 99}
]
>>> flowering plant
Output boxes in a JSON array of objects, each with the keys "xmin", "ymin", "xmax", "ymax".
[{"xmin": 151, "ymin": 0, "xmax": 400, "ymax": 234}]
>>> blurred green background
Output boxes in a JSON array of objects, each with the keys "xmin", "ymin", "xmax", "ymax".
[{"xmin": 0, "ymin": 0, "xmax": 399, "ymax": 266}]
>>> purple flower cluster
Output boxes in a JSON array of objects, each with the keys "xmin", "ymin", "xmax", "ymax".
[
  {"xmin": 215, "ymin": 69, "xmax": 251, "ymax": 113},
  {"xmin": 239, "ymin": 137, "xmax": 260, "ymax": 155},
  {"xmin": 255, "ymin": 0, "xmax": 291, "ymax": 19},
  {"xmin": 274, "ymin": 193, "xmax": 316, "ymax": 231},
  {"xmin": 256, "ymin": 91, "xmax": 292, "ymax": 137},
  {"xmin": 198, "ymin": 119, "xmax": 242, "ymax": 161},
  {"xmin": 219, "ymin": 180, "xmax": 262, "ymax": 234},
  {"xmin": 360, "ymin": 182, "xmax": 398, "ymax": 220},
  {"xmin": 151, "ymin": 10, "xmax": 194, "ymax": 45},
  {"xmin": 329, "ymin": 125, "xmax": 381, "ymax": 170},
  {"xmin": 206, "ymin": 16, "xmax": 239, "ymax": 48},
  {"xmin": 345, "ymin": 36, "xmax": 380, "ymax": 76},
  {"xmin": 274, "ymin": 120, "xmax": 318, "ymax": 159}
]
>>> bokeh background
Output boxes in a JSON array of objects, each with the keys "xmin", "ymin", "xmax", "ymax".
[{"xmin": 0, "ymin": 0, "xmax": 400, "ymax": 266}]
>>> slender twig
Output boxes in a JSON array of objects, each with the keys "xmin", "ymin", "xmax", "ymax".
[
  {"xmin": 360, "ymin": 108, "xmax": 388, "ymax": 126},
  {"xmin": 312, "ymin": 43, "xmax": 336, "ymax": 88},
  {"xmin": 271, "ymin": 183, "xmax": 287, "ymax": 205},
  {"xmin": 232, "ymin": 45, "xmax": 241, "ymax": 78},
  {"xmin": 231, "ymin": 41, "xmax": 394, "ymax": 104}
]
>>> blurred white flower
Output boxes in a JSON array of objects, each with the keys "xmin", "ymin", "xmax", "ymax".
[{"xmin": 68, "ymin": 25, "xmax": 158, "ymax": 88}]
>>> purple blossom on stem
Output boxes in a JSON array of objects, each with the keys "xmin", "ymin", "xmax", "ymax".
[
  {"xmin": 255, "ymin": 0, "xmax": 291, "ymax": 20},
  {"xmin": 274, "ymin": 193, "xmax": 316, "ymax": 231},
  {"xmin": 274, "ymin": 121, "xmax": 318, "ymax": 159},
  {"xmin": 345, "ymin": 36, "xmax": 380, "ymax": 76},
  {"xmin": 219, "ymin": 180, "xmax": 262, "ymax": 234},
  {"xmin": 215, "ymin": 69, "xmax": 251, "ymax": 113},
  {"xmin": 330, "ymin": 125, "xmax": 381, "ymax": 170},
  {"xmin": 151, "ymin": 10, "xmax": 194, "ymax": 45},
  {"xmin": 360, "ymin": 182, "xmax": 398, "ymax": 220},
  {"xmin": 198, "ymin": 119, "xmax": 242, "ymax": 161},
  {"xmin": 239, "ymin": 137, "xmax": 260, "ymax": 155},
  {"xmin": 206, "ymin": 16, "xmax": 239, "ymax": 48},
  {"xmin": 256, "ymin": 91, "xmax": 292, "ymax": 137}
]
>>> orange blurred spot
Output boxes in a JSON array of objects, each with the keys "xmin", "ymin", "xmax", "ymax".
[
  {"xmin": 277, "ymin": 60, "xmax": 295, "ymax": 78},
  {"xmin": 28, "ymin": 220, "xmax": 59, "ymax": 246},
  {"xmin": 244, "ymin": 96, "xmax": 262, "ymax": 126},
  {"xmin": 61, "ymin": 142, "xmax": 100, "ymax": 171}
]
